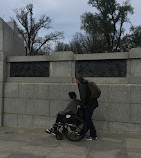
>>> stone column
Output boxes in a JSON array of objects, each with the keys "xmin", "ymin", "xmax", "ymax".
[
  {"xmin": 50, "ymin": 51, "xmax": 74, "ymax": 83},
  {"xmin": 129, "ymin": 48, "xmax": 141, "ymax": 84},
  {"xmin": 0, "ymin": 18, "xmax": 7, "ymax": 126},
  {"xmin": 0, "ymin": 18, "xmax": 4, "ymax": 126},
  {"xmin": 0, "ymin": 18, "xmax": 25, "ymax": 126},
  {"xmin": 0, "ymin": 52, "xmax": 5, "ymax": 126}
]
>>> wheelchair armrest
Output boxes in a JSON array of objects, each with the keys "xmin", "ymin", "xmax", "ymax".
[{"xmin": 66, "ymin": 114, "xmax": 71, "ymax": 118}]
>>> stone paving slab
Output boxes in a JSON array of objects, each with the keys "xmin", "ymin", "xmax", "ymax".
[{"xmin": 0, "ymin": 127, "xmax": 141, "ymax": 158}]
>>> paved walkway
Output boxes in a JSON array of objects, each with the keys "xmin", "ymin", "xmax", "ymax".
[{"xmin": 0, "ymin": 127, "xmax": 141, "ymax": 158}]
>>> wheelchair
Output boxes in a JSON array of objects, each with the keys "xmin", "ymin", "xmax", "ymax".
[{"xmin": 54, "ymin": 115, "xmax": 87, "ymax": 141}]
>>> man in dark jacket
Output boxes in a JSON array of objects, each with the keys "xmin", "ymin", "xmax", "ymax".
[
  {"xmin": 45, "ymin": 92, "xmax": 81, "ymax": 134},
  {"xmin": 76, "ymin": 75, "xmax": 98, "ymax": 140}
]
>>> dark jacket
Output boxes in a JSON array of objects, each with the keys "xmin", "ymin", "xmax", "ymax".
[
  {"xmin": 78, "ymin": 79, "xmax": 98, "ymax": 107},
  {"xmin": 59, "ymin": 99, "xmax": 81, "ymax": 116}
]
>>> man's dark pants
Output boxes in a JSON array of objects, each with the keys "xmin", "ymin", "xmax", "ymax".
[
  {"xmin": 85, "ymin": 105, "xmax": 97, "ymax": 138},
  {"xmin": 55, "ymin": 113, "xmax": 64, "ymax": 123},
  {"xmin": 53, "ymin": 113, "xmax": 64, "ymax": 130}
]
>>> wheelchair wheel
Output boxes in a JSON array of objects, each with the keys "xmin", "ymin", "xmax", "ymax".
[
  {"xmin": 56, "ymin": 131, "xmax": 63, "ymax": 140},
  {"xmin": 63, "ymin": 117, "xmax": 87, "ymax": 141}
]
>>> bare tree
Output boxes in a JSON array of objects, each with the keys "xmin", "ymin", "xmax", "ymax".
[{"xmin": 14, "ymin": 4, "xmax": 63, "ymax": 55}]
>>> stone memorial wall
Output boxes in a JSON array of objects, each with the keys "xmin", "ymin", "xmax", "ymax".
[{"xmin": 0, "ymin": 18, "xmax": 141, "ymax": 131}]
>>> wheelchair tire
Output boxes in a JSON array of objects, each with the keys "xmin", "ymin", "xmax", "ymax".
[
  {"xmin": 63, "ymin": 117, "xmax": 87, "ymax": 141},
  {"xmin": 56, "ymin": 132, "xmax": 63, "ymax": 140}
]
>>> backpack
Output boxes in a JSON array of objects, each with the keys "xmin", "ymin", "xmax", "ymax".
[{"xmin": 87, "ymin": 82, "xmax": 101, "ymax": 99}]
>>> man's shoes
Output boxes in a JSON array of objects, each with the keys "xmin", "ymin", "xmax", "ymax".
[
  {"xmin": 45, "ymin": 129, "xmax": 52, "ymax": 134},
  {"xmin": 45, "ymin": 128, "xmax": 56, "ymax": 135},
  {"xmin": 86, "ymin": 136, "xmax": 98, "ymax": 140}
]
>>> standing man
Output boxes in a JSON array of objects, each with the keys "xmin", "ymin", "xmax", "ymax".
[{"xmin": 76, "ymin": 75, "xmax": 98, "ymax": 140}]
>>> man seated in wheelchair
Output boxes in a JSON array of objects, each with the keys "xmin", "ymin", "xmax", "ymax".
[{"xmin": 45, "ymin": 92, "xmax": 81, "ymax": 134}]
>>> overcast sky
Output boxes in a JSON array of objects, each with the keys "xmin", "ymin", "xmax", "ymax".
[{"xmin": 0, "ymin": 0, "xmax": 141, "ymax": 43}]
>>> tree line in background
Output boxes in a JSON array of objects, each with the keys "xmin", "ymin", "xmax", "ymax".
[{"xmin": 13, "ymin": 0, "xmax": 141, "ymax": 55}]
